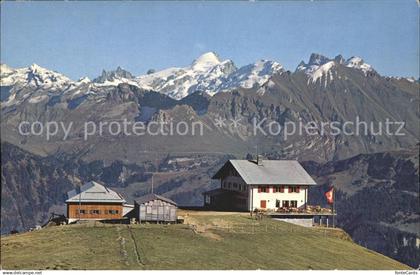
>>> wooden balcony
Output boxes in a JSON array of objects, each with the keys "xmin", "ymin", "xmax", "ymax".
[{"xmin": 266, "ymin": 205, "xmax": 336, "ymax": 216}]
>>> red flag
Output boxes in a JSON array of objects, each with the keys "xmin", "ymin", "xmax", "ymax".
[{"xmin": 325, "ymin": 187, "xmax": 334, "ymax": 204}]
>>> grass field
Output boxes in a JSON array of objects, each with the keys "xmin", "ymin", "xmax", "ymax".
[{"xmin": 0, "ymin": 212, "xmax": 410, "ymax": 270}]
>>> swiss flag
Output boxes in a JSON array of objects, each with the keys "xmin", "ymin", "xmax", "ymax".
[{"xmin": 325, "ymin": 187, "xmax": 334, "ymax": 204}]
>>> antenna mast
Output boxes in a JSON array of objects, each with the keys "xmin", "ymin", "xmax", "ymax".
[
  {"xmin": 151, "ymin": 169, "xmax": 154, "ymax": 194},
  {"xmin": 74, "ymin": 168, "xmax": 81, "ymax": 221},
  {"xmin": 150, "ymin": 147, "xmax": 155, "ymax": 194}
]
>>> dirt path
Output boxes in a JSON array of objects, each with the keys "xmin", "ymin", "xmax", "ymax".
[{"xmin": 127, "ymin": 225, "xmax": 145, "ymax": 266}]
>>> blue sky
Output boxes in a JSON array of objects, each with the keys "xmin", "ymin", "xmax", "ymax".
[{"xmin": 1, "ymin": 1, "xmax": 418, "ymax": 79}]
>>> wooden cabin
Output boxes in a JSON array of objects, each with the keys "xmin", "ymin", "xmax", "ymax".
[
  {"xmin": 134, "ymin": 194, "xmax": 177, "ymax": 223},
  {"xmin": 66, "ymin": 181, "xmax": 127, "ymax": 223}
]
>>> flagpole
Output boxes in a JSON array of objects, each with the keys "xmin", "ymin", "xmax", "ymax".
[{"xmin": 332, "ymin": 187, "xmax": 335, "ymax": 228}]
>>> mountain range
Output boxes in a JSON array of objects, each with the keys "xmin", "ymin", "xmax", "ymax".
[
  {"xmin": 2, "ymin": 52, "xmax": 416, "ymax": 102},
  {"xmin": 1, "ymin": 52, "xmax": 418, "ymax": 162}
]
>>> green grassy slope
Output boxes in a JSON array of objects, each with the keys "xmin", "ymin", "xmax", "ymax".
[{"xmin": 0, "ymin": 214, "xmax": 409, "ymax": 270}]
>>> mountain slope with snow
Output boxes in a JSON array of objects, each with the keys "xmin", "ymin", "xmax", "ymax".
[
  {"xmin": 296, "ymin": 53, "xmax": 376, "ymax": 86},
  {"xmin": 134, "ymin": 52, "xmax": 285, "ymax": 99},
  {"xmin": 344, "ymin": 56, "xmax": 374, "ymax": 74},
  {"xmin": 135, "ymin": 52, "xmax": 235, "ymax": 99},
  {"xmin": 0, "ymin": 63, "xmax": 72, "ymax": 89}
]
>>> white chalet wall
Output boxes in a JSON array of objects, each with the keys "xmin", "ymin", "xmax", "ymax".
[{"xmin": 249, "ymin": 186, "xmax": 308, "ymax": 211}]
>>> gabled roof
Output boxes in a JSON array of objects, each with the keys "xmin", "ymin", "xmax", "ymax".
[
  {"xmin": 66, "ymin": 181, "xmax": 126, "ymax": 203},
  {"xmin": 134, "ymin": 193, "xmax": 177, "ymax": 206},
  {"xmin": 212, "ymin": 160, "xmax": 316, "ymax": 186}
]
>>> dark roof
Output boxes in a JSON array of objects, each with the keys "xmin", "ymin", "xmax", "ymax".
[
  {"xmin": 134, "ymin": 193, "xmax": 177, "ymax": 206},
  {"xmin": 212, "ymin": 159, "xmax": 317, "ymax": 186}
]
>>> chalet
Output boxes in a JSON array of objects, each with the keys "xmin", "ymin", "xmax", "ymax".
[
  {"xmin": 204, "ymin": 157, "xmax": 316, "ymax": 212},
  {"xmin": 134, "ymin": 194, "xmax": 177, "ymax": 223},
  {"xmin": 66, "ymin": 181, "xmax": 130, "ymax": 223}
]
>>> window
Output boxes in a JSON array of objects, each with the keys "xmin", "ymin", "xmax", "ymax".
[
  {"xmin": 205, "ymin": 195, "xmax": 211, "ymax": 204},
  {"xmin": 107, "ymin": 210, "xmax": 119, "ymax": 214},
  {"xmin": 146, "ymin": 206, "xmax": 152, "ymax": 214},
  {"xmin": 233, "ymin": 183, "xmax": 238, "ymax": 189},
  {"xmin": 90, "ymin": 210, "xmax": 101, "ymax": 214},
  {"xmin": 78, "ymin": 209, "xmax": 86, "ymax": 214},
  {"xmin": 275, "ymin": 200, "xmax": 281, "ymax": 208},
  {"xmin": 288, "ymin": 186, "xmax": 300, "ymax": 193},
  {"xmin": 228, "ymin": 182, "xmax": 232, "ymax": 189},
  {"xmin": 273, "ymin": 186, "xmax": 284, "ymax": 193},
  {"xmin": 290, "ymin": 200, "xmax": 298, "ymax": 208},
  {"xmin": 282, "ymin": 200, "xmax": 289, "ymax": 208}
]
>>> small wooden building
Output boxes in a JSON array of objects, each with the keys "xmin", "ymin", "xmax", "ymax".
[
  {"xmin": 66, "ymin": 181, "xmax": 127, "ymax": 223},
  {"xmin": 134, "ymin": 194, "xmax": 177, "ymax": 223}
]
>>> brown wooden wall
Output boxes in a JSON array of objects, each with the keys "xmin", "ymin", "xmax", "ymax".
[{"xmin": 67, "ymin": 203, "xmax": 123, "ymax": 220}]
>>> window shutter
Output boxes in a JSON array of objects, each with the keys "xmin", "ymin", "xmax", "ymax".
[
  {"xmin": 288, "ymin": 186, "xmax": 292, "ymax": 193},
  {"xmin": 280, "ymin": 186, "xmax": 284, "ymax": 193},
  {"xmin": 258, "ymin": 187, "xmax": 261, "ymax": 193},
  {"xmin": 296, "ymin": 186, "xmax": 300, "ymax": 193}
]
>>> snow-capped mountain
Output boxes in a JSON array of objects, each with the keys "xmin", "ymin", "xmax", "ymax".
[
  {"xmin": 191, "ymin": 51, "xmax": 225, "ymax": 72},
  {"xmin": 344, "ymin": 56, "xmax": 374, "ymax": 74},
  {"xmin": 1, "ymin": 52, "xmax": 416, "ymax": 105},
  {"xmin": 134, "ymin": 52, "xmax": 285, "ymax": 99},
  {"xmin": 135, "ymin": 52, "xmax": 236, "ymax": 99},
  {"xmin": 0, "ymin": 63, "xmax": 72, "ymax": 89},
  {"xmin": 296, "ymin": 53, "xmax": 335, "ymax": 75},
  {"xmin": 216, "ymin": 59, "xmax": 283, "ymax": 94}
]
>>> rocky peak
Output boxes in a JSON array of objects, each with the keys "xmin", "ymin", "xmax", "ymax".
[
  {"xmin": 93, "ymin": 66, "xmax": 134, "ymax": 83},
  {"xmin": 334, "ymin": 55, "xmax": 345, "ymax": 64},
  {"xmin": 308, "ymin": 53, "xmax": 331, "ymax": 66}
]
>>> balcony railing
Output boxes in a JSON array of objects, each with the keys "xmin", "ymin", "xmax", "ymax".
[{"xmin": 271, "ymin": 205, "xmax": 333, "ymax": 215}]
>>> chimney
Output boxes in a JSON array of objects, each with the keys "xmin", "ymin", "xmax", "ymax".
[{"xmin": 257, "ymin": 155, "xmax": 263, "ymax": 166}]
